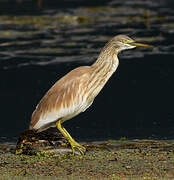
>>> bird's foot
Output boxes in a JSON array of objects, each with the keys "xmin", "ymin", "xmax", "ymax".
[
  {"xmin": 68, "ymin": 139, "xmax": 86, "ymax": 155},
  {"xmin": 56, "ymin": 121, "xmax": 86, "ymax": 155}
]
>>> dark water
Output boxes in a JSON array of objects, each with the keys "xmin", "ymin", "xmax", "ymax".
[{"xmin": 0, "ymin": 0, "xmax": 174, "ymax": 142}]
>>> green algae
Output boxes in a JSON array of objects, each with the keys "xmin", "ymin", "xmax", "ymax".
[
  {"xmin": 0, "ymin": 15, "xmax": 96, "ymax": 28},
  {"xmin": 1, "ymin": 139, "xmax": 174, "ymax": 179}
]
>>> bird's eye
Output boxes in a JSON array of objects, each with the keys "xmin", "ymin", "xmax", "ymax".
[{"xmin": 123, "ymin": 40, "xmax": 131, "ymax": 43}]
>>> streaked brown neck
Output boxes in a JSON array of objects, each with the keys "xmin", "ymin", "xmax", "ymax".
[
  {"xmin": 91, "ymin": 40, "xmax": 119, "ymax": 79},
  {"xmin": 86, "ymin": 41, "xmax": 119, "ymax": 101}
]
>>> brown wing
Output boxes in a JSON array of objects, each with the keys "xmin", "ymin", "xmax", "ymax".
[{"xmin": 29, "ymin": 66, "xmax": 91, "ymax": 130}]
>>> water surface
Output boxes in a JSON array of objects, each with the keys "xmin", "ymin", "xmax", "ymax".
[{"xmin": 0, "ymin": 0, "xmax": 174, "ymax": 142}]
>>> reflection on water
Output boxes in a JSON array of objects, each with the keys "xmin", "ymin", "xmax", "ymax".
[{"xmin": 0, "ymin": 0, "xmax": 174, "ymax": 141}]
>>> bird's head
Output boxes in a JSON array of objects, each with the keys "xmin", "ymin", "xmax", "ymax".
[{"xmin": 111, "ymin": 35, "xmax": 152, "ymax": 53}]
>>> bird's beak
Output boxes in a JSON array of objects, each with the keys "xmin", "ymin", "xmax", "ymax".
[{"xmin": 128, "ymin": 41, "xmax": 153, "ymax": 47}]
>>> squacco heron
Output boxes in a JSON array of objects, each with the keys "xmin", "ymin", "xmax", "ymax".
[{"xmin": 29, "ymin": 35, "xmax": 151, "ymax": 155}]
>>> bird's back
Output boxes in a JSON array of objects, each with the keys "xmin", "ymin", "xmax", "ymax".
[{"xmin": 29, "ymin": 66, "xmax": 92, "ymax": 132}]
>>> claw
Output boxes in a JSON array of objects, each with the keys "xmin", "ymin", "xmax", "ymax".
[
  {"xmin": 56, "ymin": 120, "xmax": 86, "ymax": 155},
  {"xmin": 69, "ymin": 140, "xmax": 86, "ymax": 155}
]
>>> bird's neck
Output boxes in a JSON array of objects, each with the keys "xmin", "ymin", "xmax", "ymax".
[
  {"xmin": 84, "ymin": 45, "xmax": 119, "ymax": 102},
  {"xmin": 91, "ymin": 45, "xmax": 119, "ymax": 79}
]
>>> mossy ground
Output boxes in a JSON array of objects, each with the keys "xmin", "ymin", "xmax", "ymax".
[{"xmin": 0, "ymin": 139, "xmax": 174, "ymax": 179}]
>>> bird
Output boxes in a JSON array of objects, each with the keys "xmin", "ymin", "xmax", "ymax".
[{"xmin": 29, "ymin": 34, "xmax": 152, "ymax": 155}]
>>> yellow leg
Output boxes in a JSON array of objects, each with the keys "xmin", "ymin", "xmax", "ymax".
[{"xmin": 56, "ymin": 120, "xmax": 86, "ymax": 155}]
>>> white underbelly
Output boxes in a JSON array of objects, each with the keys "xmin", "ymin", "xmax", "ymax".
[{"xmin": 33, "ymin": 99, "xmax": 93, "ymax": 130}]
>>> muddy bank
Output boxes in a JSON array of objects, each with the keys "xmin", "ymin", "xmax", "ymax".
[{"xmin": 0, "ymin": 139, "xmax": 174, "ymax": 179}]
